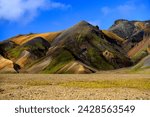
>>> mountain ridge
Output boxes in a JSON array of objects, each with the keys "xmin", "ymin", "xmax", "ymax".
[{"xmin": 0, "ymin": 19, "xmax": 149, "ymax": 74}]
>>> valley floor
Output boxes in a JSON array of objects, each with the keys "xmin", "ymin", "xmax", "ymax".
[{"xmin": 0, "ymin": 73, "xmax": 150, "ymax": 100}]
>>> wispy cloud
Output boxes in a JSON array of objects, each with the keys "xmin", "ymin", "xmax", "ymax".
[
  {"xmin": 101, "ymin": 7, "xmax": 111, "ymax": 16},
  {"xmin": 0, "ymin": 0, "xmax": 71, "ymax": 23},
  {"xmin": 101, "ymin": 0, "xmax": 149, "ymax": 19},
  {"xmin": 48, "ymin": 1, "xmax": 71, "ymax": 9}
]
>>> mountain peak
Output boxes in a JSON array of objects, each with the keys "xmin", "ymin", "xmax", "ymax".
[
  {"xmin": 75, "ymin": 20, "xmax": 91, "ymax": 27},
  {"xmin": 78, "ymin": 20, "xmax": 89, "ymax": 24}
]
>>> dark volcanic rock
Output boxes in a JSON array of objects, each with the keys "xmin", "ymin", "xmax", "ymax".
[
  {"xmin": 22, "ymin": 37, "xmax": 50, "ymax": 58},
  {"xmin": 109, "ymin": 19, "xmax": 150, "ymax": 51},
  {"xmin": 131, "ymin": 30, "xmax": 144, "ymax": 43},
  {"xmin": 0, "ymin": 41, "xmax": 18, "ymax": 58},
  {"xmin": 109, "ymin": 19, "xmax": 136, "ymax": 39}
]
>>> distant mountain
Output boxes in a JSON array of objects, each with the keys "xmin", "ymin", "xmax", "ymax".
[
  {"xmin": 109, "ymin": 19, "xmax": 150, "ymax": 51},
  {"xmin": 0, "ymin": 20, "xmax": 149, "ymax": 74},
  {"xmin": 109, "ymin": 19, "xmax": 150, "ymax": 71}
]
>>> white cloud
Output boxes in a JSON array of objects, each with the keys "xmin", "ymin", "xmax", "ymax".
[{"xmin": 0, "ymin": 0, "xmax": 70, "ymax": 23}]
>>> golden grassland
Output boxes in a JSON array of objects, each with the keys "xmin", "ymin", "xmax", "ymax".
[
  {"xmin": 22, "ymin": 74, "xmax": 150, "ymax": 90},
  {"xmin": 60, "ymin": 79, "xmax": 150, "ymax": 90}
]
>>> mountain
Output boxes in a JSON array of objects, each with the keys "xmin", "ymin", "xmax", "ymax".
[
  {"xmin": 0, "ymin": 20, "xmax": 149, "ymax": 74},
  {"xmin": 109, "ymin": 19, "xmax": 150, "ymax": 71},
  {"xmin": 109, "ymin": 19, "xmax": 150, "ymax": 51}
]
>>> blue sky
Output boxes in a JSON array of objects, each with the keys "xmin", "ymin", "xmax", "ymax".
[{"xmin": 0, "ymin": 0, "xmax": 150, "ymax": 41}]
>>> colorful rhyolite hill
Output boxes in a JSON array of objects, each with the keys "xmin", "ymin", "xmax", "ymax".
[{"xmin": 0, "ymin": 20, "xmax": 150, "ymax": 73}]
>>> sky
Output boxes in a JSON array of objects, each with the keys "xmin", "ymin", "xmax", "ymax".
[{"xmin": 0, "ymin": 0, "xmax": 150, "ymax": 41}]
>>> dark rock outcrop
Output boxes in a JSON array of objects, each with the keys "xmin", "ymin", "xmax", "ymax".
[
  {"xmin": 22, "ymin": 37, "xmax": 50, "ymax": 58},
  {"xmin": 0, "ymin": 41, "xmax": 18, "ymax": 58}
]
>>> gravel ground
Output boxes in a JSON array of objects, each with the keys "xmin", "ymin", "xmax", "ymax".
[{"xmin": 0, "ymin": 74, "xmax": 150, "ymax": 100}]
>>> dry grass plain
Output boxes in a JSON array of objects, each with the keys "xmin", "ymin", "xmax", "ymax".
[{"xmin": 0, "ymin": 72, "xmax": 150, "ymax": 100}]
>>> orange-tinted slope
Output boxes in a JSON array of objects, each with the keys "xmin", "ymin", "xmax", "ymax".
[
  {"xmin": 10, "ymin": 32, "xmax": 61, "ymax": 45},
  {"xmin": 128, "ymin": 29, "xmax": 150, "ymax": 58},
  {"xmin": 128, "ymin": 38, "xmax": 150, "ymax": 57}
]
